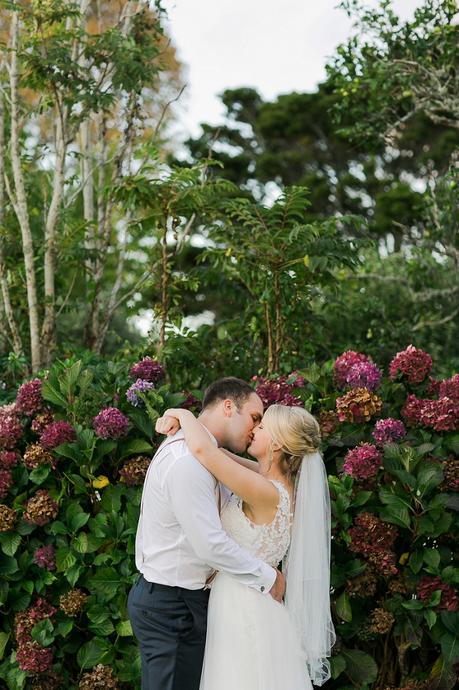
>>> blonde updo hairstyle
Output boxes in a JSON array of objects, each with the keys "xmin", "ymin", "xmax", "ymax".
[{"xmin": 262, "ymin": 404, "xmax": 321, "ymax": 482}]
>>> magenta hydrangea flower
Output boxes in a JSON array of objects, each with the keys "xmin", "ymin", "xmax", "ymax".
[
  {"xmin": 0, "ymin": 407, "xmax": 22, "ymax": 449},
  {"xmin": 15, "ymin": 378, "xmax": 44, "ymax": 416},
  {"xmin": 253, "ymin": 374, "xmax": 303, "ymax": 408},
  {"xmin": 129, "ymin": 357, "xmax": 165, "ymax": 383},
  {"xmin": 417, "ymin": 576, "xmax": 458, "ymax": 612},
  {"xmin": 0, "ymin": 469, "xmax": 12, "ymax": 499},
  {"xmin": 343, "ymin": 443, "xmax": 382, "ymax": 479},
  {"xmin": 334, "ymin": 351, "xmax": 369, "ymax": 388},
  {"xmin": 33, "ymin": 545, "xmax": 56, "ymax": 570},
  {"xmin": 16, "ymin": 641, "xmax": 54, "ymax": 673},
  {"xmin": 180, "ymin": 391, "xmax": 202, "ymax": 411},
  {"xmin": 402, "ymin": 394, "xmax": 459, "ymax": 432},
  {"xmin": 126, "ymin": 379, "xmax": 155, "ymax": 407},
  {"xmin": 401, "ymin": 394, "xmax": 426, "ymax": 427},
  {"xmin": 389, "ymin": 345, "xmax": 433, "ymax": 384},
  {"xmin": 439, "ymin": 374, "xmax": 459, "ymax": 402},
  {"xmin": 420, "ymin": 397, "xmax": 459, "ymax": 433},
  {"xmin": 344, "ymin": 360, "xmax": 382, "ymax": 392},
  {"xmin": 93, "ymin": 407, "xmax": 130, "ymax": 439},
  {"xmin": 40, "ymin": 420, "xmax": 76, "ymax": 449},
  {"xmin": 0, "ymin": 450, "xmax": 19, "ymax": 469},
  {"xmin": 372, "ymin": 418, "xmax": 407, "ymax": 446}
]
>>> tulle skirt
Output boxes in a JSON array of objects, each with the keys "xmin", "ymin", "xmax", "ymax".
[{"xmin": 200, "ymin": 572, "xmax": 313, "ymax": 690}]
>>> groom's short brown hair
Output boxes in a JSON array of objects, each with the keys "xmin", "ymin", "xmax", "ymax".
[{"xmin": 202, "ymin": 377, "xmax": 255, "ymax": 410}]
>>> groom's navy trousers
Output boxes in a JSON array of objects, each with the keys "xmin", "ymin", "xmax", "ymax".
[{"xmin": 128, "ymin": 575, "xmax": 210, "ymax": 690}]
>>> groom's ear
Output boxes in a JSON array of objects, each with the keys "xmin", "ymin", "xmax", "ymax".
[{"xmin": 222, "ymin": 399, "xmax": 233, "ymax": 417}]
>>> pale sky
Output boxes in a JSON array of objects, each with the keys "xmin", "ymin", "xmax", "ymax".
[{"xmin": 162, "ymin": 0, "xmax": 425, "ymax": 139}]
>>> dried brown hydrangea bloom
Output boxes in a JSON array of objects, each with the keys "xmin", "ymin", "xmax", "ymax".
[
  {"xmin": 24, "ymin": 490, "xmax": 59, "ymax": 526},
  {"xmin": 441, "ymin": 456, "xmax": 459, "ymax": 492},
  {"xmin": 318, "ymin": 410, "xmax": 339, "ymax": 437},
  {"xmin": 119, "ymin": 455, "xmax": 151, "ymax": 486},
  {"xmin": 336, "ymin": 387, "xmax": 383, "ymax": 423},
  {"xmin": 368, "ymin": 607, "xmax": 395, "ymax": 634},
  {"xmin": 30, "ymin": 670, "xmax": 63, "ymax": 689},
  {"xmin": 59, "ymin": 589, "xmax": 88, "ymax": 617},
  {"xmin": 346, "ymin": 567, "xmax": 378, "ymax": 598},
  {"xmin": 0, "ymin": 504, "xmax": 17, "ymax": 531},
  {"xmin": 23, "ymin": 444, "xmax": 54, "ymax": 470},
  {"xmin": 79, "ymin": 664, "xmax": 119, "ymax": 690}
]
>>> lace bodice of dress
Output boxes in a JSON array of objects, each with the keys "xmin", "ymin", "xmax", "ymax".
[{"xmin": 221, "ymin": 480, "xmax": 293, "ymax": 567}]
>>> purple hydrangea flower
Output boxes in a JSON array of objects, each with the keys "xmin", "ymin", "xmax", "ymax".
[
  {"xmin": 33, "ymin": 545, "xmax": 56, "ymax": 570},
  {"xmin": 0, "ymin": 407, "xmax": 23, "ymax": 449},
  {"xmin": 372, "ymin": 418, "xmax": 407, "ymax": 446},
  {"xmin": 334, "ymin": 351, "xmax": 369, "ymax": 388},
  {"xmin": 0, "ymin": 450, "xmax": 19, "ymax": 469},
  {"xmin": 126, "ymin": 379, "xmax": 155, "ymax": 407},
  {"xmin": 93, "ymin": 407, "xmax": 130, "ymax": 439},
  {"xmin": 345, "ymin": 361, "xmax": 382, "ymax": 392},
  {"xmin": 129, "ymin": 357, "xmax": 165, "ymax": 383},
  {"xmin": 40, "ymin": 421, "xmax": 76, "ymax": 449},
  {"xmin": 0, "ymin": 469, "xmax": 12, "ymax": 499},
  {"xmin": 15, "ymin": 379, "xmax": 44, "ymax": 416},
  {"xmin": 343, "ymin": 443, "xmax": 382, "ymax": 479}
]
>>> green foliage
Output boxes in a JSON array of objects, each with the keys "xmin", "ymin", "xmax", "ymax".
[{"xmin": 0, "ymin": 347, "xmax": 458, "ymax": 687}]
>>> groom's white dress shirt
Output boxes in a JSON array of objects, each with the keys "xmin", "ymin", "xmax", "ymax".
[{"xmin": 135, "ymin": 429, "xmax": 276, "ymax": 594}]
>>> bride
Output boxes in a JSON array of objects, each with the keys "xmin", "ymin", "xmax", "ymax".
[{"xmin": 155, "ymin": 403, "xmax": 335, "ymax": 689}]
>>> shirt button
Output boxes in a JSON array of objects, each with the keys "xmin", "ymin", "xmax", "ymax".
[{"xmin": 260, "ymin": 586, "xmax": 265, "ymax": 592}]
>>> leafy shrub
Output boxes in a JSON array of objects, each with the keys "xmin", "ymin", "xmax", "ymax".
[{"xmin": 0, "ymin": 346, "xmax": 457, "ymax": 689}]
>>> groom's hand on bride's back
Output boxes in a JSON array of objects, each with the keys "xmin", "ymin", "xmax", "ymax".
[{"xmin": 269, "ymin": 569, "xmax": 286, "ymax": 602}]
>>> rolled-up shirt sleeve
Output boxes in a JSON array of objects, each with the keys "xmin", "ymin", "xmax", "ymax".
[{"xmin": 166, "ymin": 453, "xmax": 276, "ymax": 594}]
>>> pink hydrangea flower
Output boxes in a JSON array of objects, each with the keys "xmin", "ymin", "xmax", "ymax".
[
  {"xmin": 93, "ymin": 407, "xmax": 129, "ymax": 439},
  {"xmin": 343, "ymin": 443, "xmax": 382, "ymax": 479},
  {"xmin": 40, "ymin": 420, "xmax": 76, "ymax": 449},
  {"xmin": 180, "ymin": 391, "xmax": 202, "ymax": 411},
  {"xmin": 0, "ymin": 450, "xmax": 19, "ymax": 469},
  {"xmin": 372, "ymin": 418, "xmax": 407, "ymax": 446},
  {"xmin": 129, "ymin": 357, "xmax": 165, "ymax": 383},
  {"xmin": 334, "ymin": 351, "xmax": 369, "ymax": 388},
  {"xmin": 16, "ymin": 641, "xmax": 54, "ymax": 673},
  {"xmin": 33, "ymin": 545, "xmax": 56, "ymax": 570},
  {"xmin": 420, "ymin": 397, "xmax": 459, "ymax": 433},
  {"xmin": 417, "ymin": 576, "xmax": 458, "ymax": 612},
  {"xmin": 15, "ymin": 378, "xmax": 44, "ymax": 416},
  {"xmin": 0, "ymin": 407, "xmax": 22, "ymax": 449},
  {"xmin": 402, "ymin": 394, "xmax": 459, "ymax": 432},
  {"xmin": 389, "ymin": 345, "xmax": 433, "ymax": 384},
  {"xmin": 344, "ymin": 360, "xmax": 382, "ymax": 392},
  {"xmin": 401, "ymin": 394, "xmax": 426, "ymax": 427},
  {"xmin": 439, "ymin": 374, "xmax": 459, "ymax": 402},
  {"xmin": 253, "ymin": 374, "xmax": 303, "ymax": 407},
  {"xmin": 0, "ymin": 469, "xmax": 12, "ymax": 499}
]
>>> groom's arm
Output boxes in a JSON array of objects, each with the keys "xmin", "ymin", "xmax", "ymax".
[{"xmin": 166, "ymin": 454, "xmax": 277, "ymax": 596}]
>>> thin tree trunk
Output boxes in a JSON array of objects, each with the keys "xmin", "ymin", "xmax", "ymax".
[
  {"xmin": 273, "ymin": 272, "xmax": 282, "ymax": 373},
  {"xmin": 265, "ymin": 301, "xmax": 274, "ymax": 374},
  {"xmin": 41, "ymin": 102, "xmax": 67, "ymax": 362},
  {"xmin": 9, "ymin": 7, "xmax": 41, "ymax": 371},
  {"xmin": 158, "ymin": 219, "xmax": 170, "ymax": 352},
  {"xmin": 0, "ymin": 84, "xmax": 24, "ymax": 358}
]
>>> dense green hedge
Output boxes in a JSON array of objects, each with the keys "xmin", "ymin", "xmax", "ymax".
[{"xmin": 0, "ymin": 347, "xmax": 457, "ymax": 689}]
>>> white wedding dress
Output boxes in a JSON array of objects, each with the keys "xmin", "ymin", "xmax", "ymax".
[{"xmin": 200, "ymin": 480, "xmax": 313, "ymax": 690}]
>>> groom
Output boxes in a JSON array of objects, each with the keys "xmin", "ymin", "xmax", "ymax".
[{"xmin": 128, "ymin": 377, "xmax": 285, "ymax": 690}]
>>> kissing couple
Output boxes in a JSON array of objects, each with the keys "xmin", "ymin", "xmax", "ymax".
[{"xmin": 127, "ymin": 376, "xmax": 335, "ymax": 689}]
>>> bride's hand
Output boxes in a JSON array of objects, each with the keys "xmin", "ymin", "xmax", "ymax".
[
  {"xmin": 155, "ymin": 415, "xmax": 180, "ymax": 436},
  {"xmin": 155, "ymin": 408, "xmax": 194, "ymax": 436}
]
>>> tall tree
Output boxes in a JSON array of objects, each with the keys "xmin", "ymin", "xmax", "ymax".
[{"xmin": 0, "ymin": 0, "xmax": 183, "ymax": 370}]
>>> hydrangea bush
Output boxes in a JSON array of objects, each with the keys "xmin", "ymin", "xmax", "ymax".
[{"xmin": 0, "ymin": 345, "xmax": 457, "ymax": 689}]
